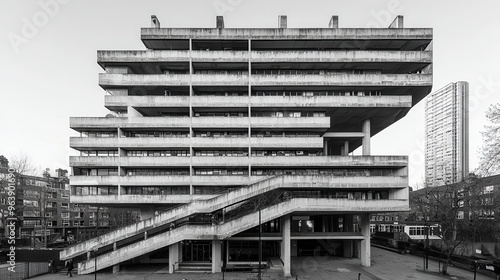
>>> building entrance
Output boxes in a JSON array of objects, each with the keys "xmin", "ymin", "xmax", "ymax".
[{"xmin": 182, "ymin": 241, "xmax": 212, "ymax": 262}]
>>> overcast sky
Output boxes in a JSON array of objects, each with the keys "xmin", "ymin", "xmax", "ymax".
[{"xmin": 1, "ymin": 0, "xmax": 499, "ymax": 187}]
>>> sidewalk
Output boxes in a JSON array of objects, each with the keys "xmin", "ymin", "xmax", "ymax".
[{"xmin": 28, "ymin": 247, "xmax": 496, "ymax": 280}]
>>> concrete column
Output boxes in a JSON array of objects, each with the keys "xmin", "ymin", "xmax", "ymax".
[
  {"xmin": 344, "ymin": 141, "xmax": 349, "ymax": 156},
  {"xmin": 112, "ymin": 264, "xmax": 120, "ymax": 273},
  {"xmin": 362, "ymin": 119, "xmax": 371, "ymax": 156},
  {"xmin": 212, "ymin": 241, "xmax": 222, "ymax": 273},
  {"xmin": 112, "ymin": 242, "xmax": 120, "ymax": 273},
  {"xmin": 281, "ymin": 215, "xmax": 291, "ymax": 277},
  {"xmin": 360, "ymin": 214, "xmax": 371, "ymax": 267},
  {"xmin": 323, "ymin": 139, "xmax": 329, "ymax": 156},
  {"xmin": 169, "ymin": 242, "xmax": 179, "ymax": 274}
]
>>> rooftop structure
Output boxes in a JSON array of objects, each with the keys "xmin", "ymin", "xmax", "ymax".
[{"xmin": 63, "ymin": 15, "xmax": 432, "ymax": 275}]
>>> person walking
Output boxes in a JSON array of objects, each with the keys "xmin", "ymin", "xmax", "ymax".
[{"xmin": 66, "ymin": 260, "xmax": 74, "ymax": 277}]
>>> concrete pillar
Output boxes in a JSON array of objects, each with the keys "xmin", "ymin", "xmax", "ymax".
[
  {"xmin": 281, "ymin": 215, "xmax": 291, "ymax": 277},
  {"xmin": 323, "ymin": 139, "xmax": 329, "ymax": 155},
  {"xmin": 212, "ymin": 241, "xmax": 222, "ymax": 273},
  {"xmin": 169, "ymin": 242, "xmax": 179, "ymax": 274},
  {"xmin": 328, "ymin": 15, "xmax": 339, "ymax": 28},
  {"xmin": 278, "ymin": 15, "xmax": 287, "ymax": 28},
  {"xmin": 360, "ymin": 214, "xmax": 371, "ymax": 267},
  {"xmin": 112, "ymin": 264, "xmax": 120, "ymax": 273},
  {"xmin": 112, "ymin": 242, "xmax": 120, "ymax": 273},
  {"xmin": 362, "ymin": 119, "xmax": 371, "ymax": 156},
  {"xmin": 344, "ymin": 141, "xmax": 349, "ymax": 156}
]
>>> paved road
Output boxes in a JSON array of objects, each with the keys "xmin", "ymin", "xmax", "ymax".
[{"xmin": 27, "ymin": 247, "xmax": 496, "ymax": 280}]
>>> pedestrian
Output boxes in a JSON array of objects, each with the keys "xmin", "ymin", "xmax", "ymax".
[{"xmin": 66, "ymin": 260, "xmax": 74, "ymax": 277}]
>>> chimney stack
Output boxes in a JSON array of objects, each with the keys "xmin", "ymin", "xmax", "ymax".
[
  {"xmin": 388, "ymin": 15, "xmax": 404, "ymax": 28},
  {"xmin": 216, "ymin": 16, "xmax": 224, "ymax": 28},
  {"xmin": 328, "ymin": 16, "xmax": 339, "ymax": 28},
  {"xmin": 151, "ymin": 15, "xmax": 160, "ymax": 28},
  {"xmin": 278, "ymin": 15, "xmax": 287, "ymax": 28}
]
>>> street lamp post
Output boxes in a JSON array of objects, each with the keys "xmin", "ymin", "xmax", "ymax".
[{"xmin": 258, "ymin": 207, "xmax": 262, "ymax": 280}]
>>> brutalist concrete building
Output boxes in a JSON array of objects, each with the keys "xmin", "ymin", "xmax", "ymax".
[{"xmin": 62, "ymin": 15, "xmax": 433, "ymax": 276}]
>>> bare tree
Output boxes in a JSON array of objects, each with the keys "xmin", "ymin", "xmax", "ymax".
[
  {"xmin": 478, "ymin": 104, "xmax": 500, "ymax": 176},
  {"xmin": 9, "ymin": 152, "xmax": 41, "ymax": 176},
  {"xmin": 410, "ymin": 177, "xmax": 499, "ymax": 275}
]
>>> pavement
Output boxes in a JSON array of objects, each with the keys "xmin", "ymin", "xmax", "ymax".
[{"xmin": 27, "ymin": 247, "xmax": 496, "ymax": 280}]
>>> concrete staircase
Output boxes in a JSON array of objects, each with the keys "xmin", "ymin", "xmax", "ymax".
[
  {"xmin": 61, "ymin": 175, "xmax": 400, "ymax": 262},
  {"xmin": 74, "ymin": 197, "xmax": 406, "ymax": 274},
  {"xmin": 176, "ymin": 262, "xmax": 211, "ymax": 273}
]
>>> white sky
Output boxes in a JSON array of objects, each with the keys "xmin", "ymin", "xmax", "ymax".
[{"xmin": 1, "ymin": 0, "xmax": 499, "ymax": 187}]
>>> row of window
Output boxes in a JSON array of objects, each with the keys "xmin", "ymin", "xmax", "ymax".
[
  {"xmin": 74, "ymin": 168, "xmax": 397, "ymax": 177},
  {"xmin": 252, "ymin": 111, "xmax": 326, "ymax": 118},
  {"xmin": 127, "ymin": 150, "xmax": 190, "ymax": 157},
  {"xmin": 124, "ymin": 131, "xmax": 189, "ymax": 138},
  {"xmin": 252, "ymin": 90, "xmax": 382, "ymax": 97},
  {"xmin": 252, "ymin": 69, "xmax": 381, "ymax": 75},
  {"xmin": 71, "ymin": 186, "xmax": 119, "ymax": 196},
  {"xmin": 251, "ymin": 150, "xmax": 323, "ymax": 157},
  {"xmin": 195, "ymin": 150, "xmax": 248, "ymax": 157},
  {"xmin": 77, "ymin": 168, "xmax": 118, "ymax": 176},
  {"xmin": 82, "ymin": 131, "xmax": 117, "ymax": 138},
  {"xmin": 125, "ymin": 186, "xmax": 190, "ymax": 195},
  {"xmin": 126, "ymin": 169, "xmax": 189, "ymax": 176},
  {"xmin": 194, "ymin": 169, "xmax": 248, "ymax": 175}
]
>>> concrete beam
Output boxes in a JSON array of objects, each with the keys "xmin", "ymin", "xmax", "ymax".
[
  {"xmin": 141, "ymin": 27, "xmax": 432, "ymax": 40},
  {"xmin": 323, "ymin": 132, "xmax": 364, "ymax": 138}
]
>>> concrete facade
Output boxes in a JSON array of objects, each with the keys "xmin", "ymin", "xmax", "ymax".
[
  {"xmin": 64, "ymin": 15, "xmax": 432, "ymax": 275},
  {"xmin": 425, "ymin": 81, "xmax": 469, "ymax": 187}
]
